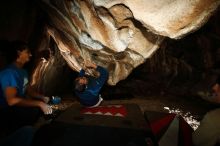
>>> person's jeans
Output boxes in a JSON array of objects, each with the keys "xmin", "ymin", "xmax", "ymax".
[
  {"xmin": 0, "ymin": 106, "xmax": 41, "ymax": 133},
  {"xmin": 0, "ymin": 126, "xmax": 36, "ymax": 146}
]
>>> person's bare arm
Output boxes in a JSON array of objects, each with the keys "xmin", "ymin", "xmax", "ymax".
[
  {"xmin": 26, "ymin": 85, "xmax": 50, "ymax": 103},
  {"xmin": 198, "ymin": 91, "xmax": 220, "ymax": 104},
  {"xmin": 209, "ymin": 94, "xmax": 220, "ymax": 103},
  {"xmin": 5, "ymin": 87, "xmax": 52, "ymax": 114}
]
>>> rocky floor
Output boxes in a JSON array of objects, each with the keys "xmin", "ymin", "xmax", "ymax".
[{"xmin": 50, "ymin": 93, "xmax": 220, "ymax": 131}]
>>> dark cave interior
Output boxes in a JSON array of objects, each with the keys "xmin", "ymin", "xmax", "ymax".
[
  {"xmin": 0, "ymin": 0, "xmax": 220, "ymax": 107},
  {"xmin": 1, "ymin": 1, "xmax": 220, "ymax": 146}
]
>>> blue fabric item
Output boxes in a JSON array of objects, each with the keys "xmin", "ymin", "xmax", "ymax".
[
  {"xmin": 75, "ymin": 66, "xmax": 108, "ymax": 106},
  {"xmin": 0, "ymin": 64, "xmax": 28, "ymax": 106}
]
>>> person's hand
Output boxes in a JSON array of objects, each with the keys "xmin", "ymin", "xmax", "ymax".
[
  {"xmin": 84, "ymin": 60, "xmax": 97, "ymax": 69},
  {"xmin": 42, "ymin": 96, "xmax": 50, "ymax": 103},
  {"xmin": 39, "ymin": 102, "xmax": 53, "ymax": 115}
]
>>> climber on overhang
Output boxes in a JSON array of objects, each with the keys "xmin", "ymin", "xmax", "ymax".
[
  {"xmin": 193, "ymin": 76, "xmax": 220, "ymax": 146},
  {"xmin": 74, "ymin": 60, "xmax": 109, "ymax": 107}
]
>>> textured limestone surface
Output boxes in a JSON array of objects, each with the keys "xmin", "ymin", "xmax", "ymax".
[{"xmin": 40, "ymin": 0, "xmax": 220, "ymax": 85}]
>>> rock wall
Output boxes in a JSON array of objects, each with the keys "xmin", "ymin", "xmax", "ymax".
[{"xmin": 37, "ymin": 0, "xmax": 220, "ymax": 86}]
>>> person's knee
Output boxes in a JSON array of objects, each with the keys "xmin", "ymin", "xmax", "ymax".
[{"xmin": 1, "ymin": 126, "xmax": 36, "ymax": 146}]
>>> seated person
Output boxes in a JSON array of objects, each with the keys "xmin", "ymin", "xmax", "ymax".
[
  {"xmin": 74, "ymin": 61, "xmax": 108, "ymax": 107},
  {"xmin": 210, "ymin": 76, "xmax": 220, "ymax": 103},
  {"xmin": 198, "ymin": 76, "xmax": 220, "ymax": 104},
  {"xmin": 192, "ymin": 108, "xmax": 220, "ymax": 146},
  {"xmin": 193, "ymin": 76, "xmax": 220, "ymax": 146},
  {"xmin": 0, "ymin": 41, "xmax": 52, "ymax": 132}
]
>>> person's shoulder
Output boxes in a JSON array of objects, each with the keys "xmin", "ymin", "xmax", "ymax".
[
  {"xmin": 7, "ymin": 64, "xmax": 26, "ymax": 74},
  {"xmin": 0, "ymin": 65, "xmax": 17, "ymax": 76},
  {"xmin": 0, "ymin": 67, "xmax": 13, "ymax": 74}
]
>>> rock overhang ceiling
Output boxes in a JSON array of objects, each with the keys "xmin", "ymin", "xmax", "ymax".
[{"xmin": 40, "ymin": 0, "xmax": 220, "ymax": 85}]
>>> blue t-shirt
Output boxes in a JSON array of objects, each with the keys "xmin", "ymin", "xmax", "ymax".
[
  {"xmin": 0, "ymin": 64, "xmax": 28, "ymax": 106},
  {"xmin": 75, "ymin": 66, "xmax": 108, "ymax": 106}
]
